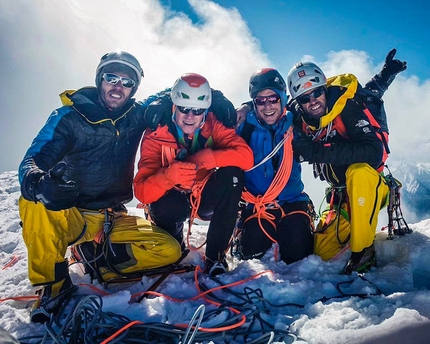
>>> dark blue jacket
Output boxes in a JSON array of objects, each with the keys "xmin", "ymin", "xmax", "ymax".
[{"xmin": 19, "ymin": 87, "xmax": 153, "ymax": 210}]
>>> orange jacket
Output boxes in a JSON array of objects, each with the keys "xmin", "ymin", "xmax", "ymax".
[{"xmin": 134, "ymin": 112, "xmax": 254, "ymax": 204}]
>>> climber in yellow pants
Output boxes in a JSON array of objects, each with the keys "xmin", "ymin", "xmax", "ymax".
[{"xmin": 314, "ymin": 164, "xmax": 389, "ymax": 268}]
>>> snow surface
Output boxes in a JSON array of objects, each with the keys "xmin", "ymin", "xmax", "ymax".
[{"xmin": 1, "ymin": 170, "xmax": 430, "ymax": 343}]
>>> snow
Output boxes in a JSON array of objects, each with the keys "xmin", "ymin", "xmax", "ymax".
[{"xmin": 1, "ymin": 170, "xmax": 430, "ymax": 343}]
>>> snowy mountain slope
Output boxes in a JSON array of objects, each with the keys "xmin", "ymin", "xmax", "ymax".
[
  {"xmin": 1, "ymin": 170, "xmax": 430, "ymax": 343},
  {"xmin": 389, "ymin": 161, "xmax": 430, "ymax": 222}
]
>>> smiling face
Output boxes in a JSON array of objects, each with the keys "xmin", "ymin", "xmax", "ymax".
[
  {"xmin": 99, "ymin": 71, "xmax": 133, "ymax": 111},
  {"xmin": 174, "ymin": 107, "xmax": 205, "ymax": 135},
  {"xmin": 298, "ymin": 87, "xmax": 327, "ymax": 120},
  {"xmin": 254, "ymin": 89, "xmax": 283, "ymax": 125}
]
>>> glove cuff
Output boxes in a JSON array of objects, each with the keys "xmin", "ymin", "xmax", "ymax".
[
  {"xmin": 156, "ymin": 169, "xmax": 175, "ymax": 189},
  {"xmin": 21, "ymin": 170, "xmax": 45, "ymax": 202},
  {"xmin": 373, "ymin": 73, "xmax": 395, "ymax": 92}
]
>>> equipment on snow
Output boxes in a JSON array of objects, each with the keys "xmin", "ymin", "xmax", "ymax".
[
  {"xmin": 30, "ymin": 274, "xmax": 78, "ymax": 323},
  {"xmin": 135, "ymin": 249, "xmax": 193, "ymax": 302},
  {"xmin": 382, "ymin": 166, "xmax": 412, "ymax": 239}
]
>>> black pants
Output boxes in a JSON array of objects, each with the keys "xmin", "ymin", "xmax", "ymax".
[
  {"xmin": 239, "ymin": 201, "xmax": 314, "ymax": 264},
  {"xmin": 149, "ymin": 167, "xmax": 244, "ymax": 261}
]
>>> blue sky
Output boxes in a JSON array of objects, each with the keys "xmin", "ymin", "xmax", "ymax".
[
  {"xmin": 160, "ymin": 0, "xmax": 429, "ymax": 81},
  {"xmin": 1, "ymin": 0, "xmax": 429, "ymax": 205}
]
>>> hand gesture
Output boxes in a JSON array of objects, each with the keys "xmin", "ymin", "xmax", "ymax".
[
  {"xmin": 35, "ymin": 162, "xmax": 78, "ymax": 211},
  {"xmin": 144, "ymin": 96, "xmax": 173, "ymax": 130},
  {"xmin": 165, "ymin": 161, "xmax": 197, "ymax": 189},
  {"xmin": 380, "ymin": 48, "xmax": 407, "ymax": 81}
]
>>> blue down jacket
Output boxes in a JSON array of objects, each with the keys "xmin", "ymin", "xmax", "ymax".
[
  {"xmin": 237, "ymin": 110, "xmax": 309, "ymax": 205},
  {"xmin": 19, "ymin": 87, "xmax": 151, "ymax": 210}
]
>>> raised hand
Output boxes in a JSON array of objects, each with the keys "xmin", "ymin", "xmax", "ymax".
[{"xmin": 379, "ymin": 48, "xmax": 407, "ymax": 81}]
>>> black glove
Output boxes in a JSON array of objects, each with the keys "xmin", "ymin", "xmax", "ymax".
[
  {"xmin": 287, "ymin": 98, "xmax": 305, "ymax": 125},
  {"xmin": 209, "ymin": 89, "xmax": 237, "ymax": 128},
  {"xmin": 144, "ymin": 95, "xmax": 173, "ymax": 130},
  {"xmin": 35, "ymin": 162, "xmax": 79, "ymax": 211},
  {"xmin": 292, "ymin": 133, "xmax": 316, "ymax": 163},
  {"xmin": 379, "ymin": 48, "xmax": 407, "ymax": 82}
]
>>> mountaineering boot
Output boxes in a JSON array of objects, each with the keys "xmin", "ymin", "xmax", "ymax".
[
  {"xmin": 344, "ymin": 243, "xmax": 376, "ymax": 275},
  {"xmin": 204, "ymin": 257, "xmax": 229, "ymax": 277},
  {"xmin": 30, "ymin": 274, "xmax": 78, "ymax": 323}
]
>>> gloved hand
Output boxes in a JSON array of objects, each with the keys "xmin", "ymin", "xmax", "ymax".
[
  {"xmin": 144, "ymin": 95, "xmax": 173, "ymax": 130},
  {"xmin": 35, "ymin": 162, "xmax": 79, "ymax": 211},
  {"xmin": 379, "ymin": 48, "xmax": 407, "ymax": 82},
  {"xmin": 164, "ymin": 161, "xmax": 197, "ymax": 189},
  {"xmin": 292, "ymin": 133, "xmax": 316, "ymax": 163},
  {"xmin": 236, "ymin": 101, "xmax": 253, "ymax": 128},
  {"xmin": 209, "ymin": 89, "xmax": 237, "ymax": 128},
  {"xmin": 186, "ymin": 148, "xmax": 217, "ymax": 170},
  {"xmin": 287, "ymin": 98, "xmax": 305, "ymax": 125}
]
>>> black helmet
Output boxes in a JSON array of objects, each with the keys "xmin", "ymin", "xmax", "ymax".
[
  {"xmin": 249, "ymin": 68, "xmax": 286, "ymax": 98},
  {"xmin": 95, "ymin": 51, "xmax": 144, "ymax": 96}
]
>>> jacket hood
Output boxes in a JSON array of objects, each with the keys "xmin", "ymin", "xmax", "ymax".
[
  {"xmin": 59, "ymin": 87, "xmax": 135, "ymax": 122},
  {"xmin": 302, "ymin": 73, "xmax": 359, "ymax": 130}
]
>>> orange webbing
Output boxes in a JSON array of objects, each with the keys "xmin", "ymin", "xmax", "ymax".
[
  {"xmin": 240, "ymin": 127, "xmax": 294, "ymax": 259},
  {"xmin": 161, "ymin": 145, "xmax": 177, "ymax": 167}
]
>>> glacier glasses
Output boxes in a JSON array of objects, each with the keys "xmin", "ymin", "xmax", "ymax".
[{"xmin": 102, "ymin": 73, "xmax": 136, "ymax": 89}]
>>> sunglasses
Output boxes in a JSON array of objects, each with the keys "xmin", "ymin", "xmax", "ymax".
[
  {"xmin": 254, "ymin": 94, "xmax": 281, "ymax": 106},
  {"xmin": 177, "ymin": 106, "xmax": 207, "ymax": 116},
  {"xmin": 297, "ymin": 87, "xmax": 325, "ymax": 104},
  {"xmin": 102, "ymin": 73, "xmax": 136, "ymax": 89}
]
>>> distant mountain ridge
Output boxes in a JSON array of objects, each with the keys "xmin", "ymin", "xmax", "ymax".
[{"xmin": 389, "ymin": 160, "xmax": 430, "ymax": 223}]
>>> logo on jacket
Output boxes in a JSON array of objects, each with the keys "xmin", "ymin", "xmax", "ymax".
[{"xmin": 356, "ymin": 119, "xmax": 370, "ymax": 128}]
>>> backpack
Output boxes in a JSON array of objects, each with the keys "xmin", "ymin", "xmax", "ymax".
[
  {"xmin": 323, "ymin": 74, "xmax": 391, "ymax": 172},
  {"xmin": 333, "ymin": 91, "xmax": 390, "ymax": 172}
]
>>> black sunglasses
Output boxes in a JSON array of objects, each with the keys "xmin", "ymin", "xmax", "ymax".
[
  {"xmin": 297, "ymin": 87, "xmax": 325, "ymax": 104},
  {"xmin": 254, "ymin": 94, "xmax": 281, "ymax": 106},
  {"xmin": 177, "ymin": 106, "xmax": 207, "ymax": 116},
  {"xmin": 102, "ymin": 73, "xmax": 136, "ymax": 89}
]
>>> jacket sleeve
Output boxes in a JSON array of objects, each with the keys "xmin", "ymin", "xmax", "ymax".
[
  {"xmin": 133, "ymin": 129, "xmax": 175, "ymax": 204},
  {"xmin": 196, "ymin": 115, "xmax": 254, "ymax": 171},
  {"xmin": 311, "ymin": 100, "xmax": 383, "ymax": 168},
  {"xmin": 19, "ymin": 108, "xmax": 73, "ymax": 201}
]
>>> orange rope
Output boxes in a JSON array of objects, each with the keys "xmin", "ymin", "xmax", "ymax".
[
  {"xmin": 0, "ymin": 295, "xmax": 38, "ymax": 302},
  {"xmin": 88, "ymin": 266, "xmax": 273, "ymax": 341},
  {"xmin": 100, "ymin": 320, "xmax": 144, "ymax": 344},
  {"xmin": 3, "ymin": 268, "xmax": 273, "ymax": 342},
  {"xmin": 186, "ymin": 171, "xmax": 214, "ymax": 251},
  {"xmin": 2, "ymin": 255, "xmax": 19, "ymax": 270},
  {"xmin": 241, "ymin": 126, "xmax": 294, "ymax": 259}
]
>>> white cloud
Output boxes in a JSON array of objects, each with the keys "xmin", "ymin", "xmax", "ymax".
[{"xmin": 1, "ymin": 0, "xmax": 428, "ymax": 178}]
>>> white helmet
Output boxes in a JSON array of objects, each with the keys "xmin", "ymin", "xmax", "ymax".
[
  {"xmin": 171, "ymin": 73, "xmax": 212, "ymax": 109},
  {"xmin": 287, "ymin": 62, "xmax": 326, "ymax": 99}
]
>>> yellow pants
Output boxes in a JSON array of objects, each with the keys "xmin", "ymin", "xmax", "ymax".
[
  {"xmin": 314, "ymin": 163, "xmax": 389, "ymax": 260},
  {"xmin": 19, "ymin": 198, "xmax": 181, "ymax": 286}
]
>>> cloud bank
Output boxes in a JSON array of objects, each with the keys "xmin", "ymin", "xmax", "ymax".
[{"xmin": 1, "ymin": 0, "xmax": 428, "ymax": 211}]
